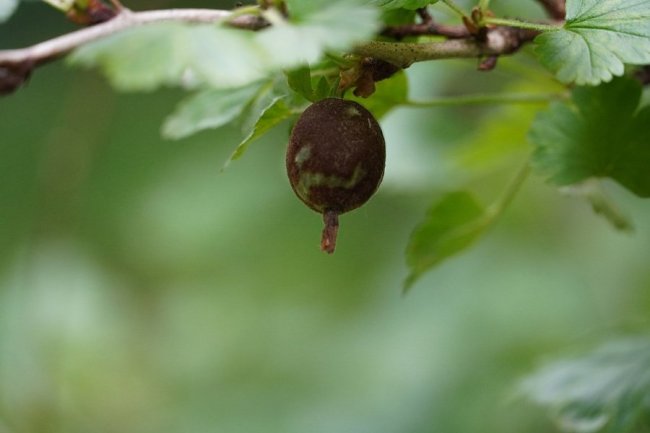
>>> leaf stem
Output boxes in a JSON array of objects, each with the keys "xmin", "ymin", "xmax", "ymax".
[
  {"xmin": 483, "ymin": 16, "xmax": 559, "ymax": 32},
  {"xmin": 441, "ymin": 0, "xmax": 470, "ymax": 19},
  {"xmin": 486, "ymin": 160, "xmax": 530, "ymax": 218},
  {"xmin": 404, "ymin": 92, "xmax": 563, "ymax": 107}
]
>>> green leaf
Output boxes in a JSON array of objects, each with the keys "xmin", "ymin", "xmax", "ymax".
[
  {"xmin": 258, "ymin": 1, "xmax": 380, "ymax": 69},
  {"xmin": 535, "ymin": 0, "xmax": 650, "ymax": 85},
  {"xmin": 313, "ymin": 76, "xmax": 335, "ymax": 101},
  {"xmin": 529, "ymin": 77, "xmax": 650, "ymax": 198},
  {"xmin": 521, "ymin": 336, "xmax": 650, "ymax": 433},
  {"xmin": 70, "ymin": 1, "xmax": 379, "ymax": 92},
  {"xmin": 225, "ymin": 96, "xmax": 295, "ymax": 166},
  {"xmin": 404, "ymin": 191, "xmax": 488, "ymax": 291},
  {"xmin": 350, "ymin": 70, "xmax": 408, "ymax": 119},
  {"xmin": 286, "ymin": 65, "xmax": 315, "ymax": 102},
  {"xmin": 161, "ymin": 82, "xmax": 263, "ymax": 140},
  {"xmin": 367, "ymin": 0, "xmax": 436, "ymax": 10},
  {"xmin": 70, "ymin": 23, "xmax": 265, "ymax": 91},
  {"xmin": 0, "ymin": 0, "xmax": 18, "ymax": 23}
]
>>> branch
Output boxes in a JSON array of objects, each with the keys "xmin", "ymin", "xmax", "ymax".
[
  {"xmin": 0, "ymin": 7, "xmax": 265, "ymax": 94},
  {"xmin": 381, "ymin": 7, "xmax": 470, "ymax": 39},
  {"xmin": 0, "ymin": 8, "xmax": 265, "ymax": 68},
  {"xmin": 355, "ymin": 26, "xmax": 538, "ymax": 69}
]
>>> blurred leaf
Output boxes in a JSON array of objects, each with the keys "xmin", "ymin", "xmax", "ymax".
[
  {"xmin": 286, "ymin": 65, "xmax": 315, "ymax": 102},
  {"xmin": 529, "ymin": 77, "xmax": 650, "ymax": 198},
  {"xmin": 239, "ymin": 75, "xmax": 290, "ymax": 133},
  {"xmin": 404, "ymin": 191, "xmax": 488, "ymax": 291},
  {"xmin": 453, "ymin": 104, "xmax": 537, "ymax": 170},
  {"xmin": 70, "ymin": 0, "xmax": 379, "ymax": 91},
  {"xmin": 70, "ymin": 23, "xmax": 265, "ymax": 91},
  {"xmin": 380, "ymin": 7, "xmax": 416, "ymax": 26},
  {"xmin": 559, "ymin": 179, "xmax": 634, "ymax": 232},
  {"xmin": 535, "ymin": 0, "xmax": 650, "ymax": 85},
  {"xmin": 367, "ymin": 0, "xmax": 437, "ymax": 10},
  {"xmin": 521, "ymin": 336, "xmax": 650, "ymax": 433},
  {"xmin": 226, "ymin": 96, "xmax": 295, "ymax": 166},
  {"xmin": 161, "ymin": 82, "xmax": 263, "ymax": 140},
  {"xmin": 350, "ymin": 70, "xmax": 408, "ymax": 119},
  {"xmin": 0, "ymin": 0, "xmax": 18, "ymax": 22},
  {"xmin": 258, "ymin": 1, "xmax": 380, "ymax": 68}
]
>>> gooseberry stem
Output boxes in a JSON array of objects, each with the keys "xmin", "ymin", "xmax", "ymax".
[{"xmin": 321, "ymin": 211, "xmax": 339, "ymax": 254}]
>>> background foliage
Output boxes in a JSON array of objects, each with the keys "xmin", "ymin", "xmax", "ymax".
[{"xmin": 1, "ymin": 1, "xmax": 650, "ymax": 432}]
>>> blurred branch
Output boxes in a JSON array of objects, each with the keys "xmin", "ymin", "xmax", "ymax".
[
  {"xmin": 0, "ymin": 7, "xmax": 266, "ymax": 94},
  {"xmin": 381, "ymin": 8, "xmax": 470, "ymax": 39}
]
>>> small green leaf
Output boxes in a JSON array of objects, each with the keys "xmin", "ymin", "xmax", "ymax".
[
  {"xmin": 286, "ymin": 65, "xmax": 314, "ymax": 102},
  {"xmin": 529, "ymin": 77, "xmax": 650, "ymax": 198},
  {"xmin": 535, "ymin": 0, "xmax": 650, "ymax": 85},
  {"xmin": 0, "ymin": 0, "xmax": 18, "ymax": 23},
  {"xmin": 313, "ymin": 76, "xmax": 335, "ymax": 101},
  {"xmin": 350, "ymin": 70, "xmax": 408, "ymax": 119},
  {"xmin": 521, "ymin": 336, "xmax": 650, "ymax": 433},
  {"xmin": 161, "ymin": 82, "xmax": 263, "ymax": 140},
  {"xmin": 226, "ymin": 97, "xmax": 294, "ymax": 166},
  {"xmin": 404, "ymin": 191, "xmax": 488, "ymax": 291}
]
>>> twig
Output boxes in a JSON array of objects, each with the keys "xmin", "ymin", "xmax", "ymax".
[
  {"xmin": 355, "ymin": 26, "xmax": 539, "ymax": 69},
  {"xmin": 0, "ymin": 8, "xmax": 266, "ymax": 68},
  {"xmin": 381, "ymin": 8, "xmax": 470, "ymax": 40}
]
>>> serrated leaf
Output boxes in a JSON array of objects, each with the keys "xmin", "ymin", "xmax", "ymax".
[
  {"xmin": 162, "ymin": 82, "xmax": 263, "ymax": 140},
  {"xmin": 535, "ymin": 0, "xmax": 650, "ymax": 85},
  {"xmin": 350, "ymin": 70, "xmax": 408, "ymax": 119},
  {"xmin": 286, "ymin": 65, "xmax": 314, "ymax": 102},
  {"xmin": 70, "ymin": 0, "xmax": 379, "ymax": 92},
  {"xmin": 0, "ymin": 0, "xmax": 18, "ymax": 23},
  {"xmin": 225, "ymin": 96, "xmax": 294, "ymax": 166},
  {"xmin": 521, "ymin": 336, "xmax": 650, "ymax": 433},
  {"xmin": 404, "ymin": 191, "xmax": 488, "ymax": 291},
  {"xmin": 529, "ymin": 77, "xmax": 650, "ymax": 198},
  {"xmin": 367, "ymin": 0, "xmax": 436, "ymax": 10}
]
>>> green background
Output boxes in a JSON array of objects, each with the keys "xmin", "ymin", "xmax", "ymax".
[{"xmin": 1, "ymin": 1, "xmax": 650, "ymax": 432}]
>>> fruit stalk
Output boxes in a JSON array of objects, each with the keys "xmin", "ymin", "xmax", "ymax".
[{"xmin": 321, "ymin": 210, "xmax": 339, "ymax": 254}]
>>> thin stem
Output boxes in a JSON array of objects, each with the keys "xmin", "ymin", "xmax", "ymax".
[
  {"xmin": 441, "ymin": 0, "xmax": 470, "ymax": 19},
  {"xmin": 321, "ymin": 211, "xmax": 339, "ymax": 254},
  {"xmin": 483, "ymin": 16, "xmax": 559, "ymax": 31},
  {"xmin": 486, "ymin": 161, "xmax": 530, "ymax": 218},
  {"xmin": 354, "ymin": 39, "xmax": 483, "ymax": 68},
  {"xmin": 354, "ymin": 25, "xmax": 537, "ymax": 68},
  {"xmin": 404, "ymin": 92, "xmax": 563, "ymax": 107},
  {"xmin": 478, "ymin": 0, "xmax": 491, "ymax": 11}
]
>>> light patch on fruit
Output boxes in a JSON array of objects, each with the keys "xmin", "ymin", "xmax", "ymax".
[
  {"xmin": 346, "ymin": 106, "xmax": 361, "ymax": 118},
  {"xmin": 294, "ymin": 145, "xmax": 311, "ymax": 168},
  {"xmin": 296, "ymin": 165, "xmax": 367, "ymax": 209}
]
